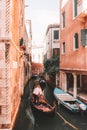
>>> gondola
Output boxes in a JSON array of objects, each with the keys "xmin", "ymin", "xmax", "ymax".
[
  {"xmin": 30, "ymin": 74, "xmax": 39, "ymax": 81},
  {"xmin": 53, "ymin": 87, "xmax": 87, "ymax": 113},
  {"xmin": 30, "ymin": 94, "xmax": 55, "ymax": 117}
]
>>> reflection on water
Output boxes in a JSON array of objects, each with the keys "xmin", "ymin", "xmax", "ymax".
[
  {"xmin": 34, "ymin": 113, "xmax": 74, "ymax": 130},
  {"xmin": 13, "ymin": 80, "xmax": 87, "ymax": 130},
  {"xmin": 13, "ymin": 98, "xmax": 87, "ymax": 130},
  {"xmin": 13, "ymin": 99, "xmax": 87, "ymax": 130},
  {"xmin": 33, "ymin": 104, "xmax": 87, "ymax": 130}
]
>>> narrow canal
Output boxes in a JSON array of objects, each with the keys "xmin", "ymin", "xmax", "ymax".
[{"xmin": 13, "ymin": 80, "xmax": 87, "ymax": 130}]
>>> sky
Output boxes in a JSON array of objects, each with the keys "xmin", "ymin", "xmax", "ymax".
[{"xmin": 25, "ymin": 0, "xmax": 60, "ymax": 45}]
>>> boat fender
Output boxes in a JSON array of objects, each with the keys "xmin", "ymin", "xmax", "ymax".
[{"xmin": 79, "ymin": 104, "xmax": 86, "ymax": 111}]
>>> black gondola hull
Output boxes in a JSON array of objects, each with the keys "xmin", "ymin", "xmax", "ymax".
[{"xmin": 30, "ymin": 101, "xmax": 55, "ymax": 118}]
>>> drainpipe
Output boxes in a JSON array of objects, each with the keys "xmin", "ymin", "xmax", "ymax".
[{"xmin": 73, "ymin": 73, "xmax": 77, "ymax": 98}]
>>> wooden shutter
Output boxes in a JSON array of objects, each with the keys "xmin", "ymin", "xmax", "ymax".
[{"xmin": 81, "ymin": 29, "xmax": 87, "ymax": 46}]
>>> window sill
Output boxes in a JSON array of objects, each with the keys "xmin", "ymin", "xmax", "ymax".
[{"xmin": 73, "ymin": 48, "xmax": 79, "ymax": 51}]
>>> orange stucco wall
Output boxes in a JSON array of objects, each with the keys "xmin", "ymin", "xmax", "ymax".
[{"xmin": 60, "ymin": 0, "xmax": 87, "ymax": 70}]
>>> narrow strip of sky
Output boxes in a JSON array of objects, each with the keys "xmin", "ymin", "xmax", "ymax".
[{"xmin": 25, "ymin": 0, "xmax": 60, "ymax": 44}]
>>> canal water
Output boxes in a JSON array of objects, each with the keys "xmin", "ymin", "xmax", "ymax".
[{"xmin": 13, "ymin": 80, "xmax": 87, "ymax": 130}]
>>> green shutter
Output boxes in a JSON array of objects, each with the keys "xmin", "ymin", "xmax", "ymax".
[{"xmin": 81, "ymin": 29, "xmax": 87, "ymax": 46}]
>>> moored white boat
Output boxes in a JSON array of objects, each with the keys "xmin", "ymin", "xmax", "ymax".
[{"xmin": 53, "ymin": 87, "xmax": 87, "ymax": 113}]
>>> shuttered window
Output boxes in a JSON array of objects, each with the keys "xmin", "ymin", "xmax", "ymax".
[
  {"xmin": 74, "ymin": 0, "xmax": 78, "ymax": 17},
  {"xmin": 0, "ymin": 106, "xmax": 1, "ymax": 115},
  {"xmin": 81, "ymin": 29, "xmax": 87, "ymax": 46},
  {"xmin": 74, "ymin": 33, "xmax": 78, "ymax": 49},
  {"xmin": 62, "ymin": 12, "xmax": 65, "ymax": 28},
  {"xmin": 54, "ymin": 30, "xmax": 59, "ymax": 40}
]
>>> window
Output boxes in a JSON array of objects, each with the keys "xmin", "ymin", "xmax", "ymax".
[
  {"xmin": 62, "ymin": 42, "xmax": 65, "ymax": 54},
  {"xmin": 54, "ymin": 30, "xmax": 59, "ymax": 40},
  {"xmin": 74, "ymin": 33, "xmax": 79, "ymax": 49},
  {"xmin": 53, "ymin": 48, "xmax": 59, "ymax": 56},
  {"xmin": 0, "ymin": 106, "xmax": 1, "ymax": 115},
  {"xmin": 73, "ymin": 0, "xmax": 78, "ymax": 17},
  {"xmin": 62, "ymin": 12, "xmax": 65, "ymax": 28},
  {"xmin": 0, "ymin": 87, "xmax": 1, "ymax": 99},
  {"xmin": 81, "ymin": 29, "xmax": 87, "ymax": 46}
]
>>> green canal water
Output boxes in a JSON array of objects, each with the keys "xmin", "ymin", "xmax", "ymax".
[{"xmin": 13, "ymin": 80, "xmax": 87, "ymax": 130}]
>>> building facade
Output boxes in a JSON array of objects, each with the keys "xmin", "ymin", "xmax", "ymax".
[
  {"xmin": 44, "ymin": 24, "xmax": 60, "ymax": 60},
  {"xmin": 31, "ymin": 62, "xmax": 43, "ymax": 75},
  {"xmin": 32, "ymin": 43, "xmax": 44, "ymax": 64},
  {"xmin": 60, "ymin": 0, "xmax": 87, "ymax": 101},
  {"xmin": 44, "ymin": 24, "xmax": 60, "ymax": 86},
  {"xmin": 25, "ymin": 0, "xmax": 32, "ymax": 80},
  {"xmin": 0, "ymin": 0, "xmax": 27, "ymax": 129},
  {"xmin": 31, "ymin": 43, "xmax": 44, "ymax": 75}
]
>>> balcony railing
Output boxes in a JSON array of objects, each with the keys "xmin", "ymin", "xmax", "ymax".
[{"xmin": 77, "ymin": 0, "xmax": 87, "ymax": 19}]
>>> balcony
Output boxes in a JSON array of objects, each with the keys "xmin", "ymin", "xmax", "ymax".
[{"xmin": 77, "ymin": 0, "xmax": 87, "ymax": 22}]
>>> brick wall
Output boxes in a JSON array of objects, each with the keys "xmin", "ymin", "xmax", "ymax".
[{"xmin": 0, "ymin": 0, "xmax": 25, "ymax": 129}]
